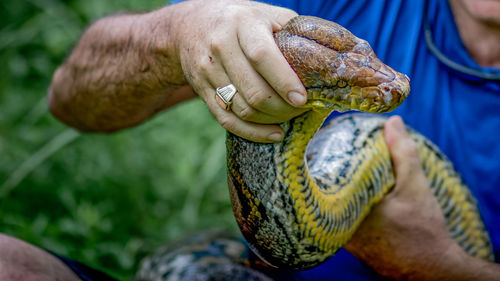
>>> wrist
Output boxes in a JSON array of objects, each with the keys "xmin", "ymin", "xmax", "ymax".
[
  {"xmin": 134, "ymin": 7, "xmax": 187, "ymax": 86},
  {"xmin": 430, "ymin": 241, "xmax": 470, "ymax": 280},
  {"xmin": 425, "ymin": 242, "xmax": 493, "ymax": 281}
]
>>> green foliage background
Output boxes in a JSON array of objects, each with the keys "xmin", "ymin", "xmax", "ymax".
[{"xmin": 0, "ymin": 0, "xmax": 236, "ymax": 279}]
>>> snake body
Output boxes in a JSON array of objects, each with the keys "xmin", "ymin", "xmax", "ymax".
[
  {"xmin": 226, "ymin": 16, "xmax": 494, "ymax": 269},
  {"xmin": 136, "ymin": 16, "xmax": 494, "ymax": 280},
  {"xmin": 136, "ymin": 230, "xmax": 276, "ymax": 281}
]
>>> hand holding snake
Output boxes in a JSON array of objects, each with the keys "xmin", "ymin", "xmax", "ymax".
[
  {"xmin": 138, "ymin": 11, "xmax": 494, "ymax": 281},
  {"xmin": 226, "ymin": 15, "xmax": 493, "ymax": 269},
  {"xmin": 346, "ymin": 116, "xmax": 457, "ymax": 279},
  {"xmin": 175, "ymin": 0, "xmax": 308, "ymax": 142}
]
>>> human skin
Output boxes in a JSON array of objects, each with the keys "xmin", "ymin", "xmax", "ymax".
[
  {"xmin": 0, "ymin": 234, "xmax": 80, "ymax": 281},
  {"xmin": 45, "ymin": 0, "xmax": 500, "ymax": 279},
  {"xmin": 345, "ymin": 116, "xmax": 500, "ymax": 281},
  {"xmin": 49, "ymin": 0, "xmax": 307, "ymax": 143},
  {"xmin": 48, "ymin": 0, "xmax": 500, "ymax": 141},
  {"xmin": 48, "ymin": 0, "xmax": 500, "ymax": 139},
  {"xmin": 2, "ymin": 119, "xmax": 498, "ymax": 280},
  {"xmin": 449, "ymin": 0, "xmax": 500, "ymax": 67}
]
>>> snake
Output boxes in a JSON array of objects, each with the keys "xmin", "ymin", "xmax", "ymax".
[
  {"xmin": 136, "ymin": 16, "xmax": 494, "ymax": 280},
  {"xmin": 136, "ymin": 230, "xmax": 277, "ymax": 281},
  {"xmin": 226, "ymin": 16, "xmax": 494, "ymax": 270}
]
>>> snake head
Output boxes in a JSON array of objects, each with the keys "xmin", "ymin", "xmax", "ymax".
[{"xmin": 274, "ymin": 16, "xmax": 410, "ymax": 113}]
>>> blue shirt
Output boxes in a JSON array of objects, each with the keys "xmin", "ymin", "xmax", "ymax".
[
  {"xmin": 259, "ymin": 0, "xmax": 500, "ymax": 279},
  {"xmin": 170, "ymin": 0, "xmax": 500, "ymax": 279}
]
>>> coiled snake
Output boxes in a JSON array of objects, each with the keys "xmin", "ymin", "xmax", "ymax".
[
  {"xmin": 226, "ymin": 16, "xmax": 493, "ymax": 269},
  {"xmin": 137, "ymin": 16, "xmax": 494, "ymax": 280}
]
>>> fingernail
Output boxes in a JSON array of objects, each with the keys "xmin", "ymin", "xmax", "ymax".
[
  {"xmin": 268, "ymin": 132, "xmax": 283, "ymax": 142},
  {"xmin": 288, "ymin": 91, "xmax": 306, "ymax": 106}
]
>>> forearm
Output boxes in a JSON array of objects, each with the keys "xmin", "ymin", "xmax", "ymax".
[{"xmin": 49, "ymin": 4, "xmax": 195, "ymax": 132}]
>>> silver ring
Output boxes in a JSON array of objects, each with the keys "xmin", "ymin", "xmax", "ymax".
[{"xmin": 215, "ymin": 84, "xmax": 238, "ymax": 111}]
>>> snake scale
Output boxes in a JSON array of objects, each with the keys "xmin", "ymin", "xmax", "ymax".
[
  {"xmin": 226, "ymin": 16, "xmax": 494, "ymax": 269},
  {"xmin": 137, "ymin": 16, "xmax": 494, "ymax": 280}
]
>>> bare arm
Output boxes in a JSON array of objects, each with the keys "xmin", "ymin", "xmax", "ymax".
[
  {"xmin": 345, "ymin": 116, "xmax": 500, "ymax": 281},
  {"xmin": 49, "ymin": 0, "xmax": 307, "ymax": 141},
  {"xmin": 48, "ymin": 6, "xmax": 193, "ymax": 132}
]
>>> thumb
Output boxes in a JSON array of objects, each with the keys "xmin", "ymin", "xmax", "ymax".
[{"xmin": 384, "ymin": 116, "xmax": 423, "ymax": 190}]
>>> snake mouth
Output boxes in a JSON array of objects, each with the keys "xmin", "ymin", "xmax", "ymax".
[{"xmin": 304, "ymin": 73, "xmax": 410, "ymax": 114}]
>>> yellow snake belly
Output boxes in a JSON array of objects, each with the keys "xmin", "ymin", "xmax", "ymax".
[{"xmin": 226, "ymin": 16, "xmax": 494, "ymax": 269}]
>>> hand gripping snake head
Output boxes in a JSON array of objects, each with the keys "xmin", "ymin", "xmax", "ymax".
[{"xmin": 274, "ymin": 16, "xmax": 410, "ymax": 113}]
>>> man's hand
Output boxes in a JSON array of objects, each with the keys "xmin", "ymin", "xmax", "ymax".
[
  {"xmin": 49, "ymin": 0, "xmax": 307, "ymax": 142},
  {"xmin": 345, "ymin": 116, "xmax": 500, "ymax": 281},
  {"xmin": 345, "ymin": 116, "xmax": 454, "ymax": 279},
  {"xmin": 174, "ymin": 0, "xmax": 307, "ymax": 142}
]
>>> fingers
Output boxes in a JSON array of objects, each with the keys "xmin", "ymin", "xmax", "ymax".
[
  {"xmin": 266, "ymin": 5, "xmax": 299, "ymax": 28},
  {"xmin": 383, "ymin": 116, "xmax": 448, "ymax": 227},
  {"xmin": 237, "ymin": 21, "xmax": 307, "ymax": 107},
  {"xmin": 177, "ymin": 1, "xmax": 307, "ymax": 142},
  {"xmin": 230, "ymin": 93, "xmax": 291, "ymax": 124},
  {"xmin": 203, "ymin": 87, "xmax": 284, "ymax": 143},
  {"xmin": 213, "ymin": 30, "xmax": 306, "ymax": 123},
  {"xmin": 385, "ymin": 116, "xmax": 419, "ymax": 171},
  {"xmin": 194, "ymin": 57, "xmax": 285, "ymax": 143}
]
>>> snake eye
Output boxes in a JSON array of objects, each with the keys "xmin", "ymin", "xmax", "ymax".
[{"xmin": 337, "ymin": 80, "xmax": 347, "ymax": 88}]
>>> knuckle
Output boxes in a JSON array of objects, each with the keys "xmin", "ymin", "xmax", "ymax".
[
  {"xmin": 218, "ymin": 115, "xmax": 235, "ymax": 131},
  {"xmin": 197, "ymin": 58, "xmax": 211, "ymax": 74},
  {"xmin": 245, "ymin": 89, "xmax": 267, "ymax": 107},
  {"xmin": 210, "ymin": 34, "xmax": 230, "ymax": 54},
  {"xmin": 246, "ymin": 43, "xmax": 270, "ymax": 64},
  {"xmin": 237, "ymin": 104, "xmax": 256, "ymax": 121},
  {"xmin": 210, "ymin": 38, "xmax": 224, "ymax": 54}
]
